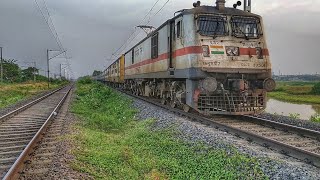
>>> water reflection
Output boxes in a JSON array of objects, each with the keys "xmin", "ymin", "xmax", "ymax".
[{"xmin": 265, "ymin": 99, "xmax": 320, "ymax": 120}]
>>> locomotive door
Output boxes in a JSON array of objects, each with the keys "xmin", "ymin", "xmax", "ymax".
[{"xmin": 168, "ymin": 20, "xmax": 175, "ymax": 74}]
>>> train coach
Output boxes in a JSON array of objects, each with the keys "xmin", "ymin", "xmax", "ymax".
[{"xmin": 101, "ymin": 0, "xmax": 276, "ymax": 115}]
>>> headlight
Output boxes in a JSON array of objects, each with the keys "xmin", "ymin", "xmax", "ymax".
[
  {"xmin": 226, "ymin": 46, "xmax": 239, "ymax": 56},
  {"xmin": 256, "ymin": 47, "xmax": 263, "ymax": 59},
  {"xmin": 202, "ymin": 45, "xmax": 210, "ymax": 57},
  {"xmin": 202, "ymin": 77, "xmax": 218, "ymax": 92}
]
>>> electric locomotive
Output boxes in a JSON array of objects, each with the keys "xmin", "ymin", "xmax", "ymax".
[{"xmin": 102, "ymin": 0, "xmax": 275, "ymax": 115}]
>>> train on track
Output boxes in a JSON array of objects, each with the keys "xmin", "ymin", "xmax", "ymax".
[{"xmin": 95, "ymin": 0, "xmax": 276, "ymax": 115}]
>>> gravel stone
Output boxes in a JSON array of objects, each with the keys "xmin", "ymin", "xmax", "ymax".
[{"xmin": 131, "ymin": 96, "xmax": 320, "ymax": 180}]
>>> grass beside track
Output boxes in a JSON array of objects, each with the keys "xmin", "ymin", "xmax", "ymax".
[
  {"xmin": 268, "ymin": 92, "xmax": 320, "ymax": 104},
  {"xmin": 268, "ymin": 81, "xmax": 320, "ymax": 104},
  {"xmin": 0, "ymin": 81, "xmax": 64, "ymax": 109},
  {"xmin": 71, "ymin": 78, "xmax": 267, "ymax": 179}
]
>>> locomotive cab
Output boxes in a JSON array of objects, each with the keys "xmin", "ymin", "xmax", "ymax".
[
  {"xmin": 178, "ymin": 1, "xmax": 275, "ymax": 115},
  {"xmin": 115, "ymin": 0, "xmax": 276, "ymax": 116}
]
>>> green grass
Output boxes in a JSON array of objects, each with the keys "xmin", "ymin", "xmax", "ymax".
[
  {"xmin": 310, "ymin": 115, "xmax": 320, "ymax": 123},
  {"xmin": 268, "ymin": 81, "xmax": 320, "ymax": 104},
  {"xmin": 70, "ymin": 78, "xmax": 267, "ymax": 179},
  {"xmin": 0, "ymin": 81, "xmax": 65, "ymax": 109},
  {"xmin": 268, "ymin": 92, "xmax": 320, "ymax": 104}
]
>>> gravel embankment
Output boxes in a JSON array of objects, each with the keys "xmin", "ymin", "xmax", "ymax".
[
  {"xmin": 131, "ymin": 97, "xmax": 320, "ymax": 180},
  {"xmin": 257, "ymin": 113, "xmax": 320, "ymax": 132},
  {"xmin": 19, "ymin": 88, "xmax": 92, "ymax": 179}
]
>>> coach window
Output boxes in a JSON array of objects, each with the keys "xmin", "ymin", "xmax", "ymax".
[
  {"xmin": 131, "ymin": 49, "xmax": 134, "ymax": 64},
  {"xmin": 177, "ymin": 21, "xmax": 182, "ymax": 38},
  {"xmin": 151, "ymin": 33, "xmax": 159, "ymax": 59}
]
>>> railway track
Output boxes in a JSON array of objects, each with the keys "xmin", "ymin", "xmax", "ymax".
[
  {"xmin": 117, "ymin": 88, "xmax": 320, "ymax": 168},
  {"xmin": 0, "ymin": 85, "xmax": 72, "ymax": 179}
]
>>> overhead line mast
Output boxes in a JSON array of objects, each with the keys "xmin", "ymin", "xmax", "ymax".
[{"xmin": 108, "ymin": 0, "xmax": 170, "ymax": 61}]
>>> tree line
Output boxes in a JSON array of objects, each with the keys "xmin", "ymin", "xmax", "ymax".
[{"xmin": 1, "ymin": 59, "xmax": 65, "ymax": 83}]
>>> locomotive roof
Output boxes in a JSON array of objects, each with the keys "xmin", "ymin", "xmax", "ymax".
[
  {"xmin": 120, "ymin": 5, "xmax": 261, "ymax": 60},
  {"xmin": 181, "ymin": 5, "xmax": 260, "ymax": 17}
]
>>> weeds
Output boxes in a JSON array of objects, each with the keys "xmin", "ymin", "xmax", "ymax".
[
  {"xmin": 269, "ymin": 81, "xmax": 320, "ymax": 104},
  {"xmin": 310, "ymin": 114, "xmax": 320, "ymax": 123},
  {"xmin": 0, "ymin": 81, "xmax": 63, "ymax": 109},
  {"xmin": 268, "ymin": 92, "xmax": 320, "ymax": 104},
  {"xmin": 289, "ymin": 113, "xmax": 300, "ymax": 119},
  {"xmin": 72, "ymin": 77, "xmax": 136, "ymax": 131},
  {"xmin": 71, "ymin": 78, "xmax": 267, "ymax": 179}
]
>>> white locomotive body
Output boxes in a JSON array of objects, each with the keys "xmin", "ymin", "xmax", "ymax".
[{"xmin": 103, "ymin": 0, "xmax": 275, "ymax": 115}]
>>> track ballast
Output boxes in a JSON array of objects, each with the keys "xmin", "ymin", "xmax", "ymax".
[{"xmin": 0, "ymin": 85, "xmax": 72, "ymax": 179}]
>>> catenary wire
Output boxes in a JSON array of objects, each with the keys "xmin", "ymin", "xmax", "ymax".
[{"xmin": 108, "ymin": 0, "xmax": 166, "ymax": 61}]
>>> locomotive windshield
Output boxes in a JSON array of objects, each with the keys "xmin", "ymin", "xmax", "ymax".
[
  {"xmin": 231, "ymin": 16, "xmax": 262, "ymax": 39},
  {"xmin": 198, "ymin": 15, "xmax": 228, "ymax": 37}
]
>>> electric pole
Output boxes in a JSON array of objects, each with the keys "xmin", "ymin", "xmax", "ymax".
[
  {"xmin": 1, "ymin": 47, "xmax": 3, "ymax": 83},
  {"xmin": 60, "ymin": 64, "xmax": 62, "ymax": 80},
  {"xmin": 33, "ymin": 62, "xmax": 37, "ymax": 82},
  {"xmin": 47, "ymin": 49, "xmax": 67, "ymax": 88},
  {"xmin": 47, "ymin": 49, "xmax": 50, "ymax": 88}
]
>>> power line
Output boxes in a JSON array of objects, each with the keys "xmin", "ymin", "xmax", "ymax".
[
  {"xmin": 109, "ymin": 0, "xmax": 165, "ymax": 61},
  {"xmin": 41, "ymin": 0, "xmax": 65, "ymax": 52},
  {"xmin": 113, "ymin": 0, "xmax": 170, "ymax": 58},
  {"xmin": 111, "ymin": 0, "xmax": 162, "ymax": 56},
  {"xmin": 34, "ymin": 0, "xmax": 67, "ymax": 58}
]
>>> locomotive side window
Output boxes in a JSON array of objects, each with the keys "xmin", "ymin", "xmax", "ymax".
[
  {"xmin": 231, "ymin": 16, "xmax": 262, "ymax": 39},
  {"xmin": 198, "ymin": 15, "xmax": 227, "ymax": 37},
  {"xmin": 131, "ymin": 49, "xmax": 134, "ymax": 64},
  {"xmin": 151, "ymin": 33, "xmax": 159, "ymax": 59},
  {"xmin": 177, "ymin": 21, "xmax": 181, "ymax": 38}
]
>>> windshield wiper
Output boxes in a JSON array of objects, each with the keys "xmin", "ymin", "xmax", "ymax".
[
  {"xmin": 235, "ymin": 24, "xmax": 249, "ymax": 40},
  {"xmin": 212, "ymin": 21, "xmax": 220, "ymax": 39}
]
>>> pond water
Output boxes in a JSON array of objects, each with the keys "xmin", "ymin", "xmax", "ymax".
[{"xmin": 265, "ymin": 99, "xmax": 320, "ymax": 120}]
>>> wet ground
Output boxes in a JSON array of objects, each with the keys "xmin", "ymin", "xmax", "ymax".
[{"xmin": 265, "ymin": 98, "xmax": 320, "ymax": 120}]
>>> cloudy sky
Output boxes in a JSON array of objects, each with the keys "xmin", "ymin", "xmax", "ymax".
[{"xmin": 0, "ymin": 0, "xmax": 319, "ymax": 78}]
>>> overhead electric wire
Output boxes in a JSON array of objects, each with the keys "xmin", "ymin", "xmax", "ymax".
[
  {"xmin": 110, "ymin": 0, "xmax": 162, "ymax": 59},
  {"xmin": 42, "ymin": 0, "xmax": 64, "ymax": 49},
  {"xmin": 34, "ymin": 0, "xmax": 73, "ymax": 78},
  {"xmin": 112, "ymin": 0, "xmax": 170, "ymax": 58},
  {"xmin": 41, "ymin": 0, "xmax": 68, "ymax": 59},
  {"xmin": 34, "ymin": 0, "xmax": 67, "ymax": 60},
  {"xmin": 108, "ymin": 0, "xmax": 166, "ymax": 61}
]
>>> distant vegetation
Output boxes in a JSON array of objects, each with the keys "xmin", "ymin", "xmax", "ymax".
[
  {"xmin": 0, "ymin": 81, "xmax": 66, "ymax": 109},
  {"xmin": 268, "ymin": 81, "xmax": 320, "ymax": 104},
  {"xmin": 0, "ymin": 59, "xmax": 67, "ymax": 83},
  {"xmin": 311, "ymin": 82, "xmax": 320, "ymax": 95},
  {"xmin": 70, "ymin": 77, "xmax": 266, "ymax": 179},
  {"xmin": 92, "ymin": 70, "xmax": 103, "ymax": 77},
  {"xmin": 273, "ymin": 75, "xmax": 320, "ymax": 82},
  {"xmin": 0, "ymin": 59, "xmax": 69, "ymax": 109}
]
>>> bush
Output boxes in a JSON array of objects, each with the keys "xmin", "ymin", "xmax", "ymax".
[
  {"xmin": 310, "ymin": 114, "xmax": 320, "ymax": 123},
  {"xmin": 311, "ymin": 82, "xmax": 320, "ymax": 95},
  {"xmin": 72, "ymin": 81, "xmax": 136, "ymax": 131},
  {"xmin": 78, "ymin": 76, "xmax": 93, "ymax": 85},
  {"xmin": 274, "ymin": 87, "xmax": 285, "ymax": 92}
]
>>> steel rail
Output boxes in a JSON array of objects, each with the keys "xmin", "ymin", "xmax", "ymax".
[
  {"xmin": 0, "ymin": 86, "xmax": 66, "ymax": 124},
  {"xmin": 117, "ymin": 88, "xmax": 320, "ymax": 167},
  {"xmin": 241, "ymin": 115, "xmax": 320, "ymax": 140},
  {"xmin": 2, "ymin": 85, "xmax": 72, "ymax": 180}
]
